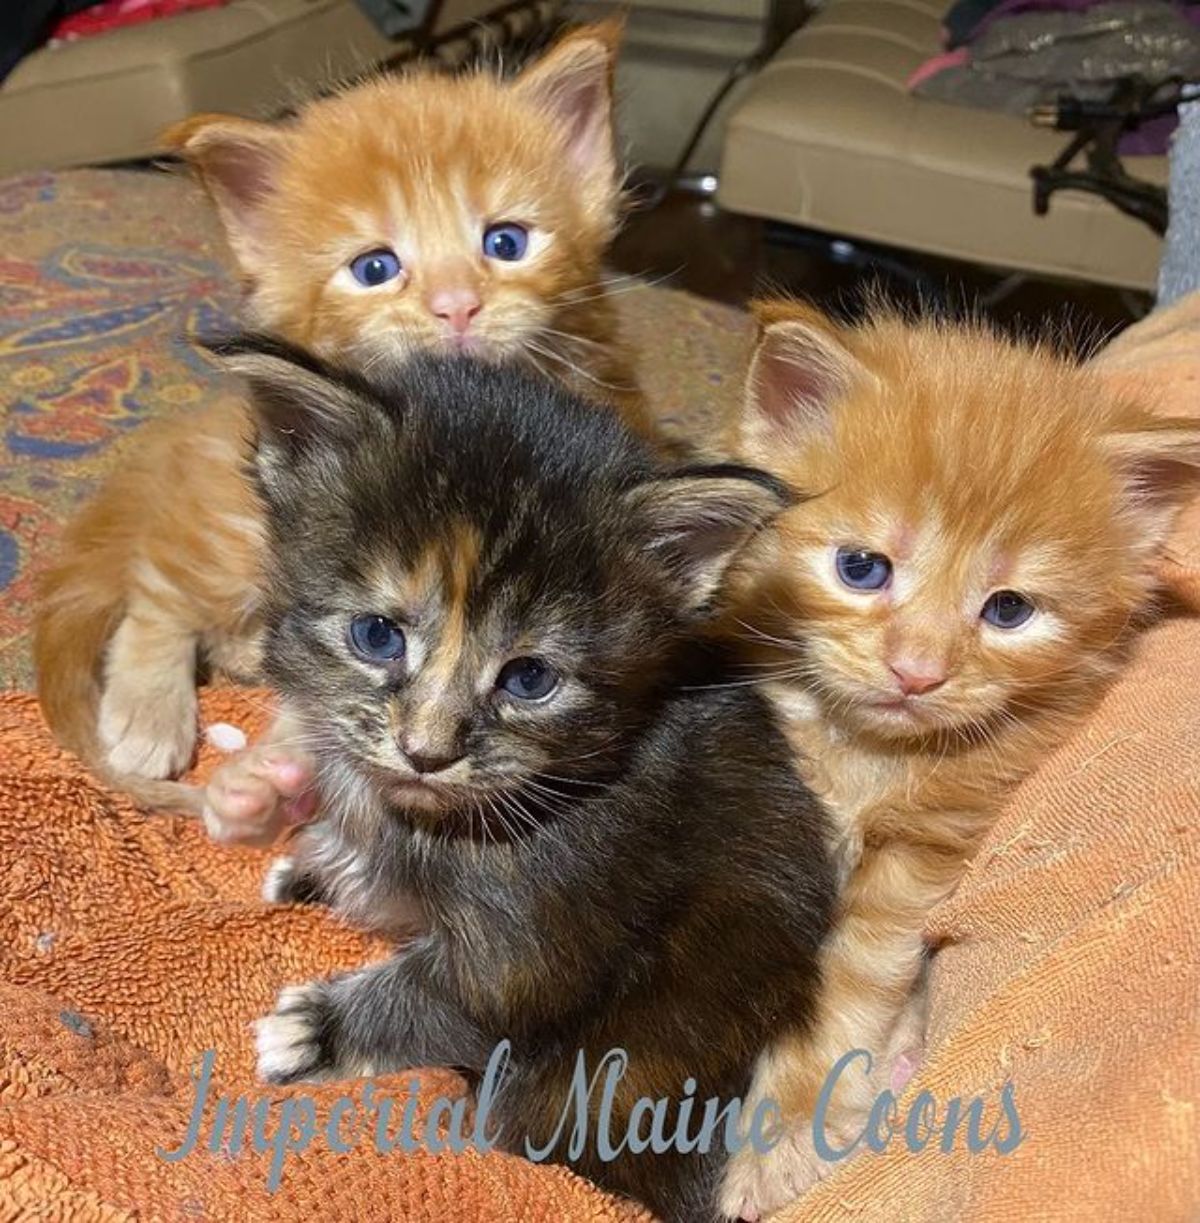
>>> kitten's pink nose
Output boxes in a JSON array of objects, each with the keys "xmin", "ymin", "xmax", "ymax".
[
  {"xmin": 889, "ymin": 660, "xmax": 947, "ymax": 697},
  {"xmin": 401, "ymin": 741, "xmax": 464, "ymax": 775},
  {"xmin": 428, "ymin": 287, "xmax": 482, "ymax": 335}
]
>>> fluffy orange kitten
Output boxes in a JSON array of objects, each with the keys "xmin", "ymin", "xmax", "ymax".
[
  {"xmin": 35, "ymin": 23, "xmax": 657, "ymax": 805},
  {"xmin": 718, "ymin": 301, "xmax": 1200, "ymax": 1218}
]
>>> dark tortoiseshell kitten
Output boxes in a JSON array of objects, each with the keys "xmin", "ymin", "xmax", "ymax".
[{"xmin": 221, "ymin": 339, "xmax": 834, "ymax": 1223}]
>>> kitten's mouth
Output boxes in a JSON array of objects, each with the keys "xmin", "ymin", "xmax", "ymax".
[
  {"xmin": 860, "ymin": 692, "xmax": 943, "ymax": 732},
  {"xmin": 383, "ymin": 771, "xmax": 580, "ymax": 840},
  {"xmin": 860, "ymin": 690, "xmax": 995, "ymax": 739},
  {"xmin": 440, "ymin": 332, "xmax": 489, "ymax": 357},
  {"xmin": 869, "ymin": 699, "xmax": 922, "ymax": 721},
  {"xmin": 383, "ymin": 774, "xmax": 464, "ymax": 813}
]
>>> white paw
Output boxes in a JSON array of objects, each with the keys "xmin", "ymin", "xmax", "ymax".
[
  {"xmin": 719, "ymin": 1124, "xmax": 840, "ymax": 1220},
  {"xmin": 254, "ymin": 983, "xmax": 332, "ymax": 1084},
  {"xmin": 262, "ymin": 856, "xmax": 297, "ymax": 903},
  {"xmin": 99, "ymin": 677, "xmax": 197, "ymax": 779}
]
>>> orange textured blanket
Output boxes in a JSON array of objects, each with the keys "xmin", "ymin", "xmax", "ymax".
[
  {"xmin": 0, "ymin": 689, "xmax": 652, "ymax": 1221},
  {"xmin": 1, "ymin": 298, "xmax": 1198, "ymax": 1221}
]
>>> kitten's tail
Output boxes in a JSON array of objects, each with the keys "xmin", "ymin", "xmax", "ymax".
[
  {"xmin": 33, "ymin": 548, "xmax": 122, "ymax": 768},
  {"xmin": 109, "ymin": 773, "xmax": 206, "ymax": 818},
  {"xmin": 33, "ymin": 544, "xmax": 205, "ymax": 819}
]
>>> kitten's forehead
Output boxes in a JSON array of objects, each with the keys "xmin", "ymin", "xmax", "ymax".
[
  {"xmin": 367, "ymin": 521, "xmax": 481, "ymax": 616},
  {"xmin": 321, "ymin": 178, "xmax": 545, "ymax": 267},
  {"xmin": 277, "ymin": 76, "xmax": 585, "ymax": 234},
  {"xmin": 799, "ymin": 347, "xmax": 1124, "ymax": 572},
  {"xmin": 361, "ymin": 507, "xmax": 605, "ymax": 645},
  {"xmin": 790, "ymin": 435, "xmax": 1106, "ymax": 608},
  {"xmin": 879, "ymin": 511, "xmax": 1073, "ymax": 596}
]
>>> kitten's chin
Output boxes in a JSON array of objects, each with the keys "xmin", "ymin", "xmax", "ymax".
[
  {"xmin": 437, "ymin": 332, "xmax": 503, "ymax": 360},
  {"xmin": 851, "ymin": 700, "xmax": 937, "ymax": 740},
  {"xmin": 827, "ymin": 688, "xmax": 963, "ymax": 741},
  {"xmin": 364, "ymin": 764, "xmax": 468, "ymax": 815},
  {"xmin": 386, "ymin": 778, "xmax": 453, "ymax": 813},
  {"xmin": 848, "ymin": 694, "xmax": 1007, "ymax": 743}
]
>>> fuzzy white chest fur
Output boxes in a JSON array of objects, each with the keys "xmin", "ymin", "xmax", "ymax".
[
  {"xmin": 765, "ymin": 681, "xmax": 905, "ymax": 882},
  {"xmin": 293, "ymin": 819, "xmax": 426, "ymax": 938}
]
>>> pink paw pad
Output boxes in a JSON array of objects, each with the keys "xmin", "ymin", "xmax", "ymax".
[{"xmin": 890, "ymin": 1049, "xmax": 921, "ymax": 1093}]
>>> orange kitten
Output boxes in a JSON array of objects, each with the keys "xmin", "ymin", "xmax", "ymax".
[
  {"xmin": 34, "ymin": 23, "xmax": 658, "ymax": 806},
  {"xmin": 718, "ymin": 301, "xmax": 1200, "ymax": 1218}
]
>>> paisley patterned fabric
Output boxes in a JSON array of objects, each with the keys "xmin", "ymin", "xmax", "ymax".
[{"xmin": 0, "ymin": 168, "xmax": 751, "ymax": 688}]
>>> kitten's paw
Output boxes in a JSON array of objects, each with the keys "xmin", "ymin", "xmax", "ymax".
[
  {"xmin": 890, "ymin": 1046, "xmax": 922, "ymax": 1093},
  {"xmin": 262, "ymin": 856, "xmax": 327, "ymax": 906},
  {"xmin": 255, "ymin": 981, "xmax": 375, "ymax": 1084},
  {"xmin": 263, "ymin": 856, "xmax": 298, "ymax": 903},
  {"xmin": 719, "ymin": 1123, "xmax": 845, "ymax": 1220},
  {"xmin": 203, "ymin": 743, "xmax": 317, "ymax": 848},
  {"xmin": 255, "ymin": 982, "xmax": 337, "ymax": 1084},
  {"xmin": 99, "ymin": 674, "xmax": 197, "ymax": 779}
]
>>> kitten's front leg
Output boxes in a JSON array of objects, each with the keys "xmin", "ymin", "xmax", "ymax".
[
  {"xmin": 720, "ymin": 982, "xmax": 926, "ymax": 1219},
  {"xmin": 99, "ymin": 597, "xmax": 199, "ymax": 778},
  {"xmin": 719, "ymin": 839, "xmax": 952, "ymax": 1220},
  {"xmin": 255, "ymin": 943, "xmax": 491, "ymax": 1085}
]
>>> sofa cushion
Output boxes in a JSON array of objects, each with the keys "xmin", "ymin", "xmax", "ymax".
[
  {"xmin": 718, "ymin": 0, "xmax": 1166, "ymax": 289},
  {"xmin": 0, "ymin": 0, "xmax": 494, "ymax": 177}
]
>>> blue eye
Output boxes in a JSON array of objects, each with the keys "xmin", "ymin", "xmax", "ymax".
[
  {"xmin": 349, "ymin": 248, "xmax": 402, "ymax": 287},
  {"xmin": 349, "ymin": 615, "xmax": 406, "ymax": 661},
  {"xmin": 981, "ymin": 591, "xmax": 1035, "ymax": 629},
  {"xmin": 497, "ymin": 657, "xmax": 558, "ymax": 701},
  {"xmin": 836, "ymin": 548, "xmax": 892, "ymax": 591},
  {"xmin": 482, "ymin": 223, "xmax": 529, "ymax": 262}
]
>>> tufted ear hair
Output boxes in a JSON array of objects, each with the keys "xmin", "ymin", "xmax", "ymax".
[
  {"xmin": 510, "ymin": 21, "xmax": 622, "ymax": 204},
  {"xmin": 741, "ymin": 300, "xmax": 872, "ymax": 463},
  {"xmin": 625, "ymin": 464, "xmax": 794, "ymax": 615},
  {"xmin": 208, "ymin": 334, "xmax": 375, "ymax": 498},
  {"xmin": 163, "ymin": 114, "xmax": 290, "ymax": 276},
  {"xmin": 1101, "ymin": 416, "xmax": 1200, "ymax": 541}
]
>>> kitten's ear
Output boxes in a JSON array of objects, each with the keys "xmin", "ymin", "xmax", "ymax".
[
  {"xmin": 163, "ymin": 114, "xmax": 289, "ymax": 275},
  {"xmin": 511, "ymin": 22, "xmax": 621, "ymax": 198},
  {"xmin": 1102, "ymin": 417, "xmax": 1200, "ymax": 533},
  {"xmin": 628, "ymin": 466, "xmax": 794, "ymax": 615},
  {"xmin": 211, "ymin": 337, "xmax": 367, "ymax": 493},
  {"xmin": 741, "ymin": 300, "xmax": 869, "ymax": 462}
]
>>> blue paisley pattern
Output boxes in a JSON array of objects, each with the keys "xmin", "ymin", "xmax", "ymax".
[{"xmin": 0, "ymin": 169, "xmax": 241, "ymax": 683}]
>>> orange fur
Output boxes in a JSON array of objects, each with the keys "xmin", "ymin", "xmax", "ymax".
[
  {"xmin": 718, "ymin": 302, "xmax": 1200, "ymax": 1218},
  {"xmin": 34, "ymin": 24, "xmax": 656, "ymax": 803},
  {"xmin": 34, "ymin": 392, "xmax": 258, "ymax": 812}
]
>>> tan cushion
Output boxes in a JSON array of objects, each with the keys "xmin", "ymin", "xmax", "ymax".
[
  {"xmin": 0, "ymin": 0, "xmax": 492, "ymax": 177},
  {"xmin": 718, "ymin": 0, "xmax": 1166, "ymax": 289}
]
